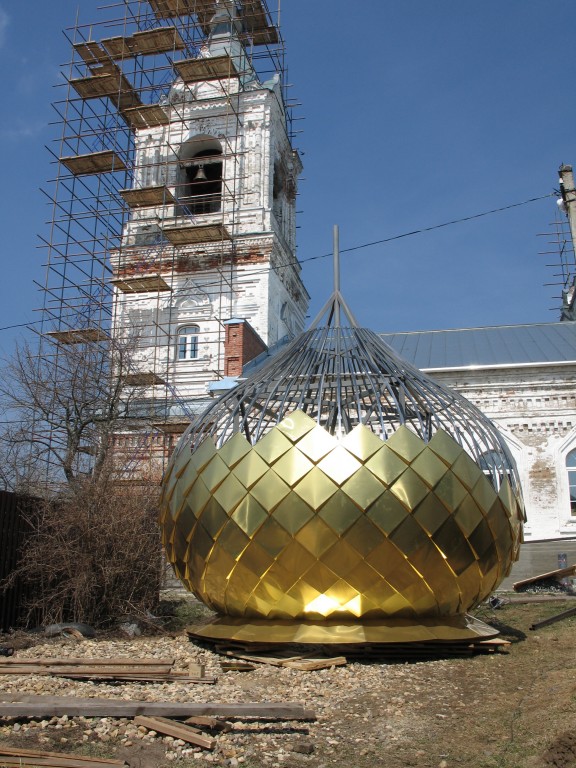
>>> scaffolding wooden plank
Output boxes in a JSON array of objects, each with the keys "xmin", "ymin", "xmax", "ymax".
[
  {"xmin": 100, "ymin": 36, "xmax": 135, "ymax": 59},
  {"xmin": 132, "ymin": 26, "xmax": 187, "ymax": 55},
  {"xmin": 60, "ymin": 151, "xmax": 126, "ymax": 176},
  {"xmin": 186, "ymin": 1, "xmax": 277, "ymax": 46},
  {"xmin": 163, "ymin": 223, "xmax": 231, "ymax": 245},
  {"xmin": 70, "ymin": 73, "xmax": 122, "ymax": 100},
  {"xmin": 70, "ymin": 64, "xmax": 142, "ymax": 111},
  {"xmin": 242, "ymin": 0, "xmax": 279, "ymax": 45},
  {"xmin": 123, "ymin": 372, "xmax": 166, "ymax": 386},
  {"xmin": 46, "ymin": 329, "xmax": 108, "ymax": 344},
  {"xmin": 120, "ymin": 104, "xmax": 170, "ymax": 129},
  {"xmin": 149, "ymin": 0, "xmax": 211, "ymax": 20},
  {"xmin": 111, "ymin": 276, "xmax": 172, "ymax": 293},
  {"xmin": 73, "ymin": 40, "xmax": 109, "ymax": 65},
  {"xmin": 92, "ymin": 63, "xmax": 143, "ymax": 111},
  {"xmin": 120, "ymin": 186, "xmax": 176, "ymax": 208},
  {"xmin": 102, "ymin": 27, "xmax": 186, "ymax": 59},
  {"xmin": 147, "ymin": 0, "xmax": 276, "ymax": 44},
  {"xmin": 174, "ymin": 55, "xmax": 239, "ymax": 83}
]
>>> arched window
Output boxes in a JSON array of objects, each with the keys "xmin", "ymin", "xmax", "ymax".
[
  {"xmin": 177, "ymin": 135, "xmax": 223, "ymax": 215},
  {"xmin": 566, "ymin": 449, "xmax": 576, "ymax": 515},
  {"xmin": 177, "ymin": 325, "xmax": 199, "ymax": 361}
]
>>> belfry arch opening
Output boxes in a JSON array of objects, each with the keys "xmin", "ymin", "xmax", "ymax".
[{"xmin": 177, "ymin": 135, "xmax": 223, "ymax": 215}]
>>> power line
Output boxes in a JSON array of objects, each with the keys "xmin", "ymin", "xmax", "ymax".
[
  {"xmin": 320, "ymin": 192, "xmax": 556, "ymax": 260},
  {"xmin": 0, "ymin": 191, "xmax": 554, "ymax": 335},
  {"xmin": 0, "ymin": 320, "xmax": 41, "ymax": 334}
]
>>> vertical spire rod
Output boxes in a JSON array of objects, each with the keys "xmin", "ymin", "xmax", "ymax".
[
  {"xmin": 333, "ymin": 224, "xmax": 343, "ymax": 436},
  {"xmin": 333, "ymin": 224, "xmax": 341, "ymax": 329}
]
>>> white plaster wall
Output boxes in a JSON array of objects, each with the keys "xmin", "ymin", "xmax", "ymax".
[{"xmin": 430, "ymin": 365, "xmax": 576, "ymax": 540}]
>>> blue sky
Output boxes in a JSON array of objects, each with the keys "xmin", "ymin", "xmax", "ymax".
[{"xmin": 0, "ymin": 1, "xmax": 575, "ymax": 356}]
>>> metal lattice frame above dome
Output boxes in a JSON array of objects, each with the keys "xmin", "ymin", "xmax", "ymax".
[{"xmin": 182, "ymin": 229, "xmax": 521, "ymax": 496}]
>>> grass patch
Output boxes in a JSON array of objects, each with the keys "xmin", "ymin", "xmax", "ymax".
[{"xmin": 157, "ymin": 595, "xmax": 214, "ymax": 630}]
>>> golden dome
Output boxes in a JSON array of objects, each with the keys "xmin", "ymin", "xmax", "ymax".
[{"xmin": 159, "ymin": 263, "xmax": 524, "ymax": 644}]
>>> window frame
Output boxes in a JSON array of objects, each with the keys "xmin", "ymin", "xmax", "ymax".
[
  {"xmin": 566, "ymin": 448, "xmax": 576, "ymax": 516},
  {"xmin": 176, "ymin": 324, "xmax": 200, "ymax": 362}
]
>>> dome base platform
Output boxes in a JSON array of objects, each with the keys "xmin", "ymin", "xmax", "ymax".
[{"xmin": 187, "ymin": 614, "xmax": 499, "ymax": 647}]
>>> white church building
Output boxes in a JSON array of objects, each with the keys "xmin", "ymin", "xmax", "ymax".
[{"xmin": 382, "ymin": 321, "xmax": 576, "ymax": 543}]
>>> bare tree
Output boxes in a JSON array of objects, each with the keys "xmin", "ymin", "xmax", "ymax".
[
  {"xmin": 0, "ymin": 334, "xmax": 147, "ymax": 491},
  {"xmin": 0, "ymin": 333, "xmax": 165, "ymax": 626}
]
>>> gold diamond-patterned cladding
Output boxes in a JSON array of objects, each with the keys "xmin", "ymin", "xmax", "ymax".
[{"xmin": 159, "ymin": 411, "xmax": 523, "ymax": 620}]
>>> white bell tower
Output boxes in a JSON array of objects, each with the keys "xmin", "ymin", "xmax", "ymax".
[{"xmin": 110, "ymin": 0, "xmax": 308, "ymax": 431}]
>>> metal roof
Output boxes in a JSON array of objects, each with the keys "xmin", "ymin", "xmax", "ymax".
[{"xmin": 380, "ymin": 321, "xmax": 576, "ymax": 370}]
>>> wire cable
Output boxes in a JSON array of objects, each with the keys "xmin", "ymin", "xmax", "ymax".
[{"xmin": 0, "ymin": 191, "xmax": 555, "ymax": 334}]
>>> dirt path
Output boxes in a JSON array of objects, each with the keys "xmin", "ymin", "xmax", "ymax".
[{"xmin": 1, "ymin": 599, "xmax": 575, "ymax": 768}]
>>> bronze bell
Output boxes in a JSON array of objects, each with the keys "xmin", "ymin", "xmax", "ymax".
[{"xmin": 194, "ymin": 163, "xmax": 208, "ymax": 181}]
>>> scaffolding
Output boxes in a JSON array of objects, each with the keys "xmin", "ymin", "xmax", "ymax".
[
  {"xmin": 538, "ymin": 165, "xmax": 576, "ymax": 320},
  {"xmin": 35, "ymin": 0, "xmax": 303, "ymax": 485}
]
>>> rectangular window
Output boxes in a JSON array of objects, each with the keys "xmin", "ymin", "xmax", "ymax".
[{"xmin": 177, "ymin": 326, "xmax": 199, "ymax": 361}]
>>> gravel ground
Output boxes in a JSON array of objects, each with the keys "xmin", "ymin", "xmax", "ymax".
[{"xmin": 1, "ymin": 599, "xmax": 576, "ymax": 768}]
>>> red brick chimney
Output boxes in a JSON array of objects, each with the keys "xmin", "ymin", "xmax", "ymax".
[{"xmin": 223, "ymin": 319, "xmax": 267, "ymax": 377}]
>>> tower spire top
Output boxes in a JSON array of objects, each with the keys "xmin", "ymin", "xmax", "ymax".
[
  {"xmin": 309, "ymin": 227, "xmax": 358, "ymax": 330},
  {"xmin": 208, "ymin": 0, "xmax": 243, "ymax": 40}
]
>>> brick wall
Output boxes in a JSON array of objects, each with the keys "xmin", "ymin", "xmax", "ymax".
[{"xmin": 224, "ymin": 320, "xmax": 267, "ymax": 377}]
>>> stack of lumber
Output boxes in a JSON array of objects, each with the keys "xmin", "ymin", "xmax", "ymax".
[
  {"xmin": 0, "ymin": 745, "xmax": 128, "ymax": 767},
  {"xmin": 0, "ymin": 657, "xmax": 215, "ymax": 684}
]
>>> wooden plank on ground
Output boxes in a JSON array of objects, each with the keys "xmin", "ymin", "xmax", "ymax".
[
  {"xmin": 513, "ymin": 564, "xmax": 576, "ymax": 591},
  {"xmin": 0, "ymin": 657, "xmax": 175, "ymax": 666},
  {"xmin": 281, "ymin": 656, "xmax": 347, "ymax": 671},
  {"xmin": 224, "ymin": 651, "xmax": 347, "ymax": 670},
  {"xmin": 0, "ymin": 744, "xmax": 127, "ymax": 767},
  {"xmin": 221, "ymin": 661, "xmax": 257, "ymax": 672},
  {"xmin": 0, "ymin": 760, "xmax": 121, "ymax": 768},
  {"xmin": 0, "ymin": 695, "xmax": 316, "ymax": 720},
  {"xmin": 0, "ymin": 759, "xmax": 123, "ymax": 768},
  {"xmin": 0, "ymin": 665, "xmax": 172, "ymax": 674},
  {"xmin": 0, "ymin": 657, "xmax": 215, "ymax": 683},
  {"xmin": 225, "ymin": 651, "xmax": 306, "ymax": 667},
  {"xmin": 184, "ymin": 715, "xmax": 232, "ymax": 732},
  {"xmin": 134, "ymin": 715, "xmax": 216, "ymax": 750},
  {"xmin": 529, "ymin": 605, "xmax": 576, "ymax": 630},
  {"xmin": 0, "ymin": 668, "xmax": 214, "ymax": 683}
]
